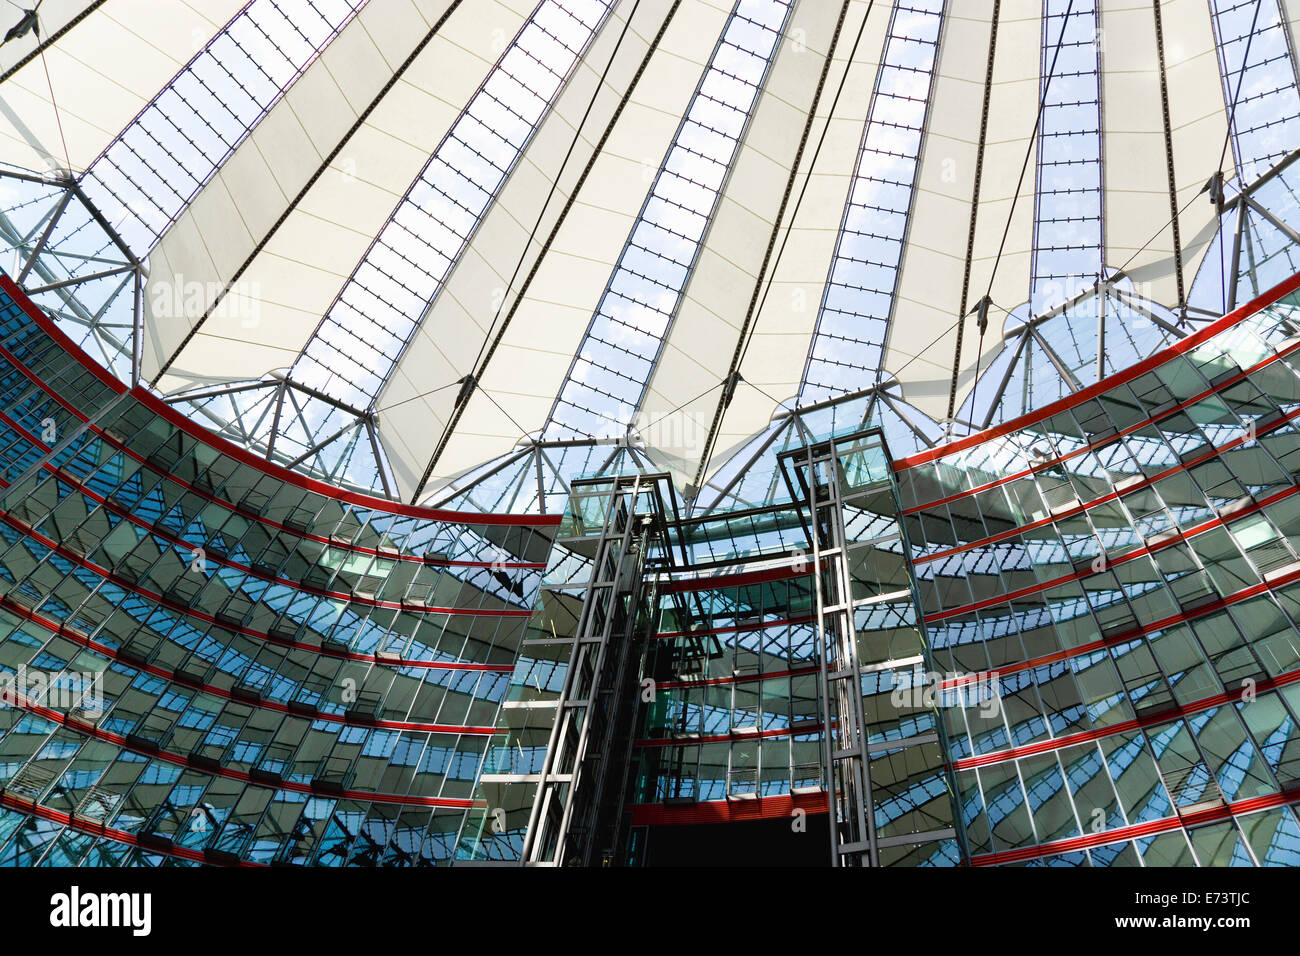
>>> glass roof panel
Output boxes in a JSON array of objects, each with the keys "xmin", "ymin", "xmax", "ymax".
[
  {"xmin": 79, "ymin": 0, "xmax": 370, "ymax": 254},
  {"xmin": 544, "ymin": 0, "xmax": 794, "ymax": 441},
  {"xmin": 1209, "ymin": 0, "xmax": 1300, "ymax": 184},
  {"xmin": 798, "ymin": 0, "xmax": 944, "ymax": 406},
  {"xmin": 289, "ymin": 0, "xmax": 616, "ymax": 410},
  {"xmin": 1030, "ymin": 0, "xmax": 1102, "ymax": 314}
]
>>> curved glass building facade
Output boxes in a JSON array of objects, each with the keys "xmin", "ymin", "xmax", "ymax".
[
  {"xmin": 0, "ymin": 276, "xmax": 556, "ymax": 866},
  {"xmin": 5, "ymin": 0, "xmax": 1300, "ymax": 870},
  {"xmin": 7, "ymin": 268, "xmax": 1300, "ymax": 866},
  {"xmin": 900, "ymin": 272, "xmax": 1300, "ymax": 866}
]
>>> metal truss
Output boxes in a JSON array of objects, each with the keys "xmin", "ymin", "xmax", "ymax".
[
  {"xmin": 509, "ymin": 472, "xmax": 676, "ymax": 865},
  {"xmin": 160, "ymin": 374, "xmax": 398, "ymax": 497},
  {"xmin": 5, "ymin": 133, "xmax": 1300, "ymax": 515},
  {"xmin": 430, "ymin": 436, "xmax": 665, "ymax": 515},
  {"xmin": 782, "ymin": 438, "xmax": 876, "ymax": 865},
  {"xmin": 0, "ymin": 167, "xmax": 144, "ymax": 384},
  {"xmin": 1216, "ymin": 148, "xmax": 1300, "ymax": 311},
  {"xmin": 947, "ymin": 146, "xmax": 1300, "ymax": 435}
]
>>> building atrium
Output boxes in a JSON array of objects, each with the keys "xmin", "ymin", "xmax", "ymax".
[{"xmin": 0, "ymin": 0, "xmax": 1299, "ymax": 877}]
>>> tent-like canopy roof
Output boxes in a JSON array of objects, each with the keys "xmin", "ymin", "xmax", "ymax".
[{"xmin": 2, "ymin": 0, "xmax": 1297, "ymax": 504}]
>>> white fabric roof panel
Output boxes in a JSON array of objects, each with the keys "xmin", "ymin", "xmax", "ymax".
[
  {"xmin": 146, "ymin": 0, "xmax": 508, "ymax": 390},
  {"xmin": 2, "ymin": 0, "xmax": 1294, "ymax": 502},
  {"xmin": 0, "ymin": 0, "xmax": 245, "ymax": 175},
  {"xmin": 380, "ymin": 0, "xmax": 728, "ymax": 495},
  {"xmin": 883, "ymin": 0, "xmax": 1040, "ymax": 422}
]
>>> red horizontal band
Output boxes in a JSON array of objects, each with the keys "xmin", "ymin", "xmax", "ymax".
[
  {"xmin": 903, "ymin": 337, "xmax": 1300, "ymax": 518},
  {"xmin": 0, "ymin": 790, "xmax": 263, "ymax": 867},
  {"xmin": 953, "ymin": 663, "xmax": 1300, "ymax": 771},
  {"xmin": 970, "ymin": 784, "xmax": 1300, "ymax": 866},
  {"xmin": 628, "ymin": 790, "xmax": 829, "ymax": 826},
  {"xmin": 7, "ymin": 690, "xmax": 488, "ymax": 808},
  {"xmin": 0, "ymin": 594, "xmax": 509, "ymax": 733},
  {"xmin": 0, "ymin": 275, "xmax": 557, "ymax": 527},
  {"xmin": 922, "ymin": 482, "xmax": 1299, "ymax": 625},
  {"xmin": 894, "ymin": 269, "xmax": 1300, "ymax": 472}
]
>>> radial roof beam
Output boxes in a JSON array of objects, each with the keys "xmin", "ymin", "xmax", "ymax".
[{"xmin": 796, "ymin": 0, "xmax": 946, "ymax": 409}]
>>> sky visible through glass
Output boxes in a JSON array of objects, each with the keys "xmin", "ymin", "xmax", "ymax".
[{"xmin": 6, "ymin": 0, "xmax": 1300, "ymax": 496}]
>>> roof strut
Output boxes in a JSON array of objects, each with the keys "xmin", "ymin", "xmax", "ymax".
[{"xmin": 945, "ymin": 0, "xmax": 1000, "ymax": 423}]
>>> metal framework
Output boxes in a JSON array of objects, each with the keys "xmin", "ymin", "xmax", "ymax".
[
  {"xmin": 0, "ymin": 168, "xmax": 143, "ymax": 384},
  {"xmin": 784, "ymin": 437, "xmax": 876, "ymax": 865},
  {"xmin": 512, "ymin": 472, "xmax": 676, "ymax": 865},
  {"xmin": 5, "ymin": 5, "xmax": 1300, "ymax": 509},
  {"xmin": 6, "ymin": 143, "xmax": 1300, "ymax": 504}
]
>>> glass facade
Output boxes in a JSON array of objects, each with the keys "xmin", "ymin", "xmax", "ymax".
[
  {"xmin": 898, "ymin": 272, "xmax": 1300, "ymax": 866},
  {"xmin": 7, "ymin": 263, "xmax": 1300, "ymax": 866},
  {"xmin": 0, "ymin": 276, "xmax": 555, "ymax": 866}
]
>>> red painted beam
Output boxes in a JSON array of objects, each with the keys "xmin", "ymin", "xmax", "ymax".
[
  {"xmin": 970, "ymin": 784, "xmax": 1300, "ymax": 866},
  {"xmin": 628, "ymin": 790, "xmax": 829, "ymax": 826},
  {"xmin": 894, "ymin": 268, "xmax": 1300, "ymax": 472},
  {"xmin": 0, "ymin": 274, "xmax": 559, "ymax": 526}
]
